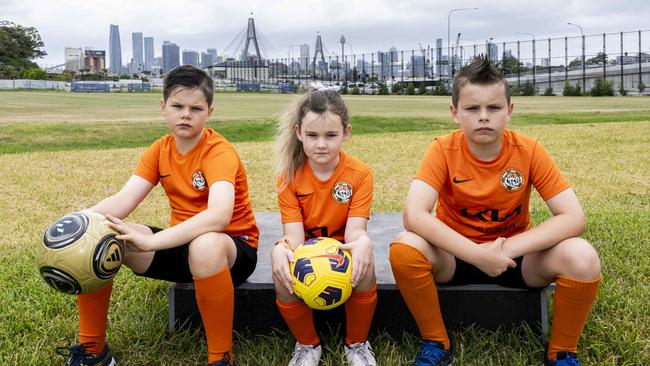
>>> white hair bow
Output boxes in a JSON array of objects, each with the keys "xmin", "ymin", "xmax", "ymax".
[{"xmin": 310, "ymin": 82, "xmax": 341, "ymax": 92}]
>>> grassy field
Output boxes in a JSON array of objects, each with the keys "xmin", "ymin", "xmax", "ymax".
[{"xmin": 0, "ymin": 92, "xmax": 649, "ymax": 365}]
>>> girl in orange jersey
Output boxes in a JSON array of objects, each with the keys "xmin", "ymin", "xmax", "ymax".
[{"xmin": 271, "ymin": 86, "xmax": 377, "ymax": 366}]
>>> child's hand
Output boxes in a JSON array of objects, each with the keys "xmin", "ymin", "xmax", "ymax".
[
  {"xmin": 105, "ymin": 214, "xmax": 156, "ymax": 252},
  {"xmin": 339, "ymin": 235, "xmax": 373, "ymax": 288},
  {"xmin": 476, "ymin": 237, "xmax": 516, "ymax": 277},
  {"xmin": 271, "ymin": 240, "xmax": 295, "ymax": 294}
]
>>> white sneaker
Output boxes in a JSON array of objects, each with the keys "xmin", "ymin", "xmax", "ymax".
[
  {"xmin": 287, "ymin": 342, "xmax": 322, "ymax": 366},
  {"xmin": 344, "ymin": 341, "xmax": 376, "ymax": 366}
]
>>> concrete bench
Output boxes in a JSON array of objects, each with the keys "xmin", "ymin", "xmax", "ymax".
[{"xmin": 168, "ymin": 212, "xmax": 552, "ymax": 337}]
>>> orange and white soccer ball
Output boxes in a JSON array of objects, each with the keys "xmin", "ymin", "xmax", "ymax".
[
  {"xmin": 36, "ymin": 211, "xmax": 124, "ymax": 295},
  {"xmin": 290, "ymin": 237, "xmax": 353, "ymax": 310}
]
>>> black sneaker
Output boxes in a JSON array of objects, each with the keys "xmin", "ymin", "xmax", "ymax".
[{"xmin": 56, "ymin": 342, "xmax": 116, "ymax": 366}]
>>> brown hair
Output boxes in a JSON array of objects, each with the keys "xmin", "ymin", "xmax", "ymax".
[
  {"xmin": 274, "ymin": 88, "xmax": 349, "ymax": 186},
  {"xmin": 163, "ymin": 65, "xmax": 214, "ymax": 106},
  {"xmin": 452, "ymin": 55, "xmax": 510, "ymax": 108}
]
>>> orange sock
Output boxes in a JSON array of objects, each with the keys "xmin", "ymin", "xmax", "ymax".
[
  {"xmin": 389, "ymin": 243, "xmax": 450, "ymax": 350},
  {"xmin": 194, "ymin": 268, "xmax": 235, "ymax": 363},
  {"xmin": 77, "ymin": 282, "xmax": 112, "ymax": 354},
  {"xmin": 548, "ymin": 274, "xmax": 602, "ymax": 360},
  {"xmin": 276, "ymin": 298, "xmax": 320, "ymax": 346},
  {"xmin": 345, "ymin": 284, "xmax": 378, "ymax": 345}
]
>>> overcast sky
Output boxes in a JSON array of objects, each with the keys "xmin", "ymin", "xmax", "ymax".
[{"xmin": 2, "ymin": 0, "xmax": 649, "ymax": 67}]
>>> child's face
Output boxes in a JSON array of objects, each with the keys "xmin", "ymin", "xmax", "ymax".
[
  {"xmin": 296, "ymin": 111, "xmax": 350, "ymax": 169},
  {"xmin": 161, "ymin": 87, "xmax": 214, "ymax": 141},
  {"xmin": 450, "ymin": 82, "xmax": 513, "ymax": 149}
]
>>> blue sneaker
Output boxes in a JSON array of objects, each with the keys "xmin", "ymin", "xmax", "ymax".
[
  {"xmin": 56, "ymin": 342, "xmax": 116, "ymax": 366},
  {"xmin": 544, "ymin": 351, "xmax": 581, "ymax": 366},
  {"xmin": 209, "ymin": 352, "xmax": 235, "ymax": 366},
  {"xmin": 413, "ymin": 339, "xmax": 453, "ymax": 366}
]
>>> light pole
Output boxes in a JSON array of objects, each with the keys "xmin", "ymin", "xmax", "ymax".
[
  {"xmin": 448, "ymin": 7, "xmax": 478, "ymax": 78},
  {"xmin": 567, "ymin": 22, "xmax": 585, "ymax": 94},
  {"xmin": 339, "ymin": 35, "xmax": 346, "ymax": 83},
  {"xmin": 516, "ymin": 32, "xmax": 536, "ymax": 92}
]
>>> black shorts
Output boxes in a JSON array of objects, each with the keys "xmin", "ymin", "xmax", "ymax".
[
  {"xmin": 445, "ymin": 256, "xmax": 539, "ymax": 289},
  {"xmin": 137, "ymin": 226, "xmax": 257, "ymax": 287}
]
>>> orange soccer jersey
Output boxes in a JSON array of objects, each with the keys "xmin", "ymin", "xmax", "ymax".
[
  {"xmin": 134, "ymin": 128, "xmax": 259, "ymax": 247},
  {"xmin": 415, "ymin": 129, "xmax": 570, "ymax": 243},
  {"xmin": 278, "ymin": 151, "xmax": 373, "ymax": 242}
]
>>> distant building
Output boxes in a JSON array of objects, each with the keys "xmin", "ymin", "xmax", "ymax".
[
  {"xmin": 132, "ymin": 32, "xmax": 144, "ymax": 74},
  {"xmin": 488, "ymin": 41, "xmax": 498, "ymax": 62},
  {"xmin": 617, "ymin": 52, "xmax": 650, "ymax": 64},
  {"xmin": 200, "ymin": 48, "xmax": 217, "ymax": 67},
  {"xmin": 207, "ymin": 48, "xmax": 218, "ymax": 65},
  {"xmin": 162, "ymin": 41, "xmax": 180, "ymax": 73},
  {"xmin": 109, "ymin": 24, "xmax": 122, "ymax": 74},
  {"xmin": 436, "ymin": 38, "xmax": 446, "ymax": 76},
  {"xmin": 84, "ymin": 49, "xmax": 106, "ymax": 73},
  {"xmin": 64, "ymin": 47, "xmax": 83, "ymax": 72},
  {"xmin": 409, "ymin": 54, "xmax": 426, "ymax": 77},
  {"xmin": 300, "ymin": 44, "xmax": 310, "ymax": 70},
  {"xmin": 377, "ymin": 51, "xmax": 393, "ymax": 79},
  {"xmin": 144, "ymin": 37, "xmax": 154, "ymax": 72},
  {"xmin": 183, "ymin": 50, "xmax": 199, "ymax": 67}
]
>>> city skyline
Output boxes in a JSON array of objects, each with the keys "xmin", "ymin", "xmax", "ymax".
[{"xmin": 2, "ymin": 0, "xmax": 648, "ymax": 67}]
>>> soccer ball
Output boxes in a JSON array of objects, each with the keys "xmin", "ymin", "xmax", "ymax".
[
  {"xmin": 36, "ymin": 211, "xmax": 125, "ymax": 295},
  {"xmin": 290, "ymin": 237, "xmax": 353, "ymax": 310}
]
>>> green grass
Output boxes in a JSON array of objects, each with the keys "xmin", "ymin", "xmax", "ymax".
[{"xmin": 0, "ymin": 92, "xmax": 649, "ymax": 365}]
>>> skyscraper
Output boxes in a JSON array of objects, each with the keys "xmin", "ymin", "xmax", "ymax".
[
  {"xmin": 109, "ymin": 24, "xmax": 122, "ymax": 74},
  {"xmin": 300, "ymin": 44, "xmax": 310, "ymax": 70},
  {"xmin": 144, "ymin": 37, "xmax": 154, "ymax": 72},
  {"xmin": 162, "ymin": 41, "xmax": 180, "ymax": 73},
  {"xmin": 182, "ymin": 50, "xmax": 199, "ymax": 67},
  {"xmin": 132, "ymin": 32, "xmax": 144, "ymax": 74}
]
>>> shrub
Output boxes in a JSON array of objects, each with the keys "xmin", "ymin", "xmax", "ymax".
[
  {"xmin": 543, "ymin": 87, "xmax": 554, "ymax": 96},
  {"xmin": 378, "ymin": 83, "xmax": 389, "ymax": 95},
  {"xmin": 511, "ymin": 83, "xmax": 521, "ymax": 96},
  {"xmin": 590, "ymin": 79, "xmax": 614, "ymax": 96},
  {"xmin": 434, "ymin": 83, "xmax": 450, "ymax": 96},
  {"xmin": 406, "ymin": 82, "xmax": 415, "ymax": 95},
  {"xmin": 418, "ymin": 82, "xmax": 427, "ymax": 95},
  {"xmin": 562, "ymin": 81, "xmax": 582, "ymax": 96},
  {"xmin": 522, "ymin": 81, "xmax": 536, "ymax": 96}
]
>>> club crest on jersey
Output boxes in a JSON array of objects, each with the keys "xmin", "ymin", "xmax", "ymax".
[
  {"xmin": 192, "ymin": 170, "xmax": 207, "ymax": 191},
  {"xmin": 332, "ymin": 181, "xmax": 353, "ymax": 204},
  {"xmin": 500, "ymin": 167, "xmax": 524, "ymax": 192}
]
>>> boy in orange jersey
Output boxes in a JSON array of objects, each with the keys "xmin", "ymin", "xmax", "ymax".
[
  {"xmin": 56, "ymin": 65, "xmax": 258, "ymax": 366},
  {"xmin": 389, "ymin": 56, "xmax": 601, "ymax": 366}
]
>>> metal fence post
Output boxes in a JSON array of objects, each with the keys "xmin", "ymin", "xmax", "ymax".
[{"xmin": 621, "ymin": 32, "xmax": 624, "ymax": 92}]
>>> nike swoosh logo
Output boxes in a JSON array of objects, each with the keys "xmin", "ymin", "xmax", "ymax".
[
  {"xmin": 159, "ymin": 174, "xmax": 171, "ymax": 179},
  {"xmin": 452, "ymin": 177, "xmax": 473, "ymax": 184}
]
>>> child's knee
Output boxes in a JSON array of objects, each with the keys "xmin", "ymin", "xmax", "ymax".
[
  {"xmin": 561, "ymin": 238, "xmax": 601, "ymax": 279},
  {"xmin": 389, "ymin": 240, "xmax": 431, "ymax": 272},
  {"xmin": 188, "ymin": 232, "xmax": 230, "ymax": 271}
]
